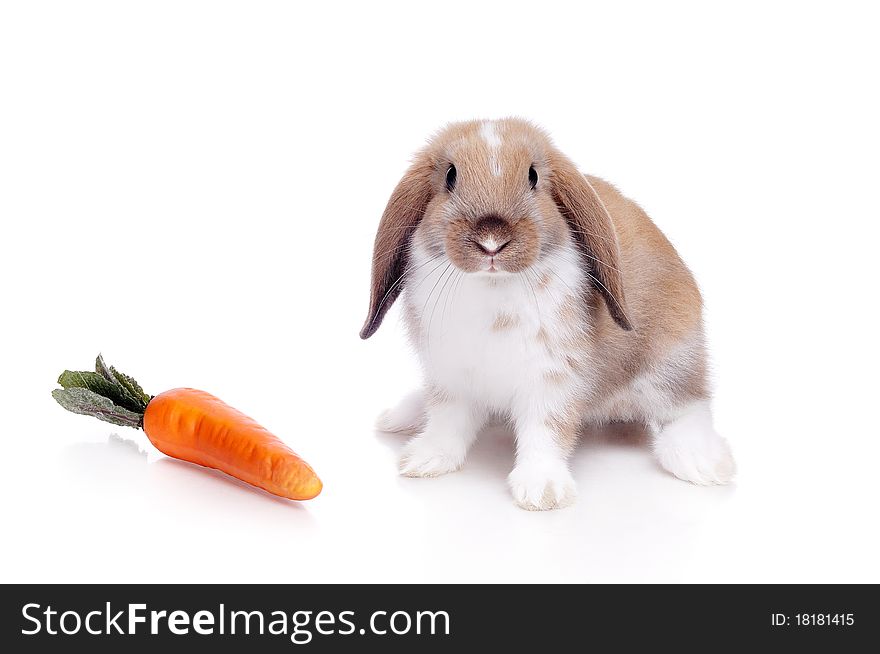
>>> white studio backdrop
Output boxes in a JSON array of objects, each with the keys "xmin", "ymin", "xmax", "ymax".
[{"xmin": 1, "ymin": 1, "xmax": 878, "ymax": 583}]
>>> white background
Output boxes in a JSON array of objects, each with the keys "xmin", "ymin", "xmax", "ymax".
[{"xmin": 1, "ymin": 1, "xmax": 878, "ymax": 583}]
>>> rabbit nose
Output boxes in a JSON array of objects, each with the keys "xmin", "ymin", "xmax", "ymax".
[
  {"xmin": 475, "ymin": 237, "xmax": 510, "ymax": 256},
  {"xmin": 473, "ymin": 215, "xmax": 512, "ymax": 255}
]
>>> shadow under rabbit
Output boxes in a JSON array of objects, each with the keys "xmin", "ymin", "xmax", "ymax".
[
  {"xmin": 375, "ymin": 419, "xmax": 657, "ymax": 481},
  {"xmin": 375, "ymin": 418, "xmax": 736, "ymax": 508}
]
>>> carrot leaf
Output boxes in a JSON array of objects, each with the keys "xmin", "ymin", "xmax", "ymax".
[
  {"xmin": 57, "ymin": 370, "xmax": 145, "ymax": 414},
  {"xmin": 95, "ymin": 354, "xmax": 149, "ymax": 411},
  {"xmin": 108, "ymin": 366, "xmax": 151, "ymax": 408},
  {"xmin": 52, "ymin": 387, "xmax": 143, "ymax": 429}
]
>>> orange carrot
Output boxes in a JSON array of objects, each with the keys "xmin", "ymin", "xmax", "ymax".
[{"xmin": 52, "ymin": 355, "xmax": 322, "ymax": 501}]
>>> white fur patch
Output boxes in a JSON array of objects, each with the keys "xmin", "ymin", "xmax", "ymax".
[
  {"xmin": 399, "ymin": 397, "xmax": 480, "ymax": 477},
  {"xmin": 652, "ymin": 401, "xmax": 736, "ymax": 485},
  {"xmin": 376, "ymin": 389, "xmax": 426, "ymax": 434},
  {"xmin": 480, "ymin": 120, "xmax": 502, "ymax": 177},
  {"xmin": 404, "ymin": 240, "xmax": 587, "ymax": 415},
  {"xmin": 508, "ymin": 456, "xmax": 576, "ymax": 510},
  {"xmin": 398, "ymin": 236, "xmax": 591, "ymax": 510}
]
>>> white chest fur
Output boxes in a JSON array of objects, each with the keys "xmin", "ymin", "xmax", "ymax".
[{"xmin": 403, "ymin": 242, "xmax": 591, "ymax": 414}]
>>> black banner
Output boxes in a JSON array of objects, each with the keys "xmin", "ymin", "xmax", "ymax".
[{"xmin": 1, "ymin": 584, "xmax": 875, "ymax": 651}]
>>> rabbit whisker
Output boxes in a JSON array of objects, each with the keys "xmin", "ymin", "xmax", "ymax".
[{"xmin": 367, "ymin": 253, "xmax": 444, "ymax": 331}]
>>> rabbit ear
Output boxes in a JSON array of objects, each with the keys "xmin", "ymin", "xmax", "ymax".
[
  {"xmin": 360, "ymin": 154, "xmax": 436, "ymax": 339},
  {"xmin": 549, "ymin": 153, "xmax": 633, "ymax": 331}
]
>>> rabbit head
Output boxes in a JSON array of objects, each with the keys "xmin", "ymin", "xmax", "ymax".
[{"xmin": 360, "ymin": 118, "xmax": 632, "ymax": 339}]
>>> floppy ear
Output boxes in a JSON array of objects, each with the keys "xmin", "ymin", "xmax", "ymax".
[
  {"xmin": 549, "ymin": 153, "xmax": 633, "ymax": 331},
  {"xmin": 360, "ymin": 154, "xmax": 435, "ymax": 339}
]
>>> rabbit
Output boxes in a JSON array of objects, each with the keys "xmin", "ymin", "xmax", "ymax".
[{"xmin": 361, "ymin": 118, "xmax": 735, "ymax": 510}]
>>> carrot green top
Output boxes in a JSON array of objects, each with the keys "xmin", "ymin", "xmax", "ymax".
[{"xmin": 52, "ymin": 355, "xmax": 152, "ymax": 429}]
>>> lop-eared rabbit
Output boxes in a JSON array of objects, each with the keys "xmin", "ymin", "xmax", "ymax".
[{"xmin": 362, "ymin": 119, "xmax": 735, "ymax": 510}]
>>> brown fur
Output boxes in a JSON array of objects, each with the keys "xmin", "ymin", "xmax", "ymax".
[
  {"xmin": 360, "ymin": 155, "xmax": 435, "ymax": 339},
  {"xmin": 544, "ymin": 412, "xmax": 581, "ymax": 455},
  {"xmin": 491, "ymin": 312, "xmax": 521, "ymax": 331},
  {"xmin": 571, "ymin": 176, "xmax": 707, "ymax": 409}
]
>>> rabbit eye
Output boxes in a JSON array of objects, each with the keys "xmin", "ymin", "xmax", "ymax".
[
  {"xmin": 528, "ymin": 165, "xmax": 538, "ymax": 189},
  {"xmin": 445, "ymin": 164, "xmax": 457, "ymax": 192}
]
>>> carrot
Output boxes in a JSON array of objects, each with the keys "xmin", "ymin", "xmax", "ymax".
[{"xmin": 52, "ymin": 355, "xmax": 322, "ymax": 501}]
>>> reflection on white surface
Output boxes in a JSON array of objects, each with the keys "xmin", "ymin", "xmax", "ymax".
[
  {"xmin": 42, "ymin": 423, "xmax": 735, "ymax": 583},
  {"xmin": 63, "ymin": 433, "xmax": 317, "ymax": 522}
]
